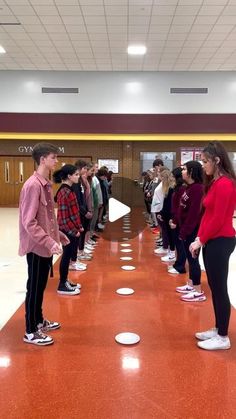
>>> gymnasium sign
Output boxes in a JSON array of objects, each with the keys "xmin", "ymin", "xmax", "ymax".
[{"xmin": 18, "ymin": 146, "xmax": 65, "ymax": 153}]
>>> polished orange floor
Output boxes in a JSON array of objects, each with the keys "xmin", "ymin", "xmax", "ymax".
[{"xmin": 1, "ymin": 209, "xmax": 236, "ymax": 419}]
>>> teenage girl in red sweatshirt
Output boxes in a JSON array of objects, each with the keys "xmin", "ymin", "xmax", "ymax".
[{"xmin": 190, "ymin": 141, "xmax": 236, "ymax": 351}]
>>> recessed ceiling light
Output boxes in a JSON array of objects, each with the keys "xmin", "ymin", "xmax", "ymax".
[
  {"xmin": 0, "ymin": 45, "xmax": 6, "ymax": 54},
  {"xmin": 127, "ymin": 45, "xmax": 147, "ymax": 55}
]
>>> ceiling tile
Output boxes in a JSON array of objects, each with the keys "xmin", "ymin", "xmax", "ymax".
[
  {"xmin": 194, "ymin": 16, "xmax": 218, "ymax": 24},
  {"xmin": 40, "ymin": 16, "xmax": 62, "ymax": 25},
  {"xmin": 6, "ymin": 5, "xmax": 35, "ymax": 15},
  {"xmin": 61, "ymin": 16, "xmax": 84, "ymax": 25},
  {"xmin": 81, "ymin": 6, "xmax": 104, "ymax": 16},
  {"xmin": 105, "ymin": 5, "xmax": 128, "ymax": 15},
  {"xmin": 57, "ymin": 6, "xmax": 82, "ymax": 16},
  {"xmin": 32, "ymin": 6, "xmax": 59, "ymax": 16},
  {"xmin": 198, "ymin": 5, "xmax": 225, "ymax": 15},
  {"xmin": 175, "ymin": 5, "xmax": 201, "ymax": 15},
  {"xmin": 152, "ymin": 5, "xmax": 176, "ymax": 14}
]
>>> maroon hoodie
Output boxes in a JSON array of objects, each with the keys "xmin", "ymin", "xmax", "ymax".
[
  {"xmin": 171, "ymin": 185, "xmax": 186, "ymax": 225},
  {"xmin": 178, "ymin": 183, "xmax": 203, "ymax": 240}
]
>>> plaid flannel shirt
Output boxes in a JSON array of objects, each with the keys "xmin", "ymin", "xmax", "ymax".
[{"xmin": 56, "ymin": 185, "xmax": 82, "ymax": 236}]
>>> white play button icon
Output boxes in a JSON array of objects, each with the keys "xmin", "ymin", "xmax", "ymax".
[{"xmin": 108, "ymin": 198, "xmax": 131, "ymax": 222}]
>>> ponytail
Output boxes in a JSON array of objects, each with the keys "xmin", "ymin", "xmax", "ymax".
[{"xmin": 53, "ymin": 164, "xmax": 77, "ymax": 183}]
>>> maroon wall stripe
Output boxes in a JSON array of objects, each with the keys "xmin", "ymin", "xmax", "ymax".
[{"xmin": 1, "ymin": 113, "xmax": 236, "ymax": 134}]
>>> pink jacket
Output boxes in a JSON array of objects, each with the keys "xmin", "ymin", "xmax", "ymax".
[{"xmin": 19, "ymin": 172, "xmax": 60, "ymax": 257}]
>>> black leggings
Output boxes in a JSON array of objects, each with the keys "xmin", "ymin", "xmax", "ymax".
[
  {"xmin": 59, "ymin": 233, "xmax": 78, "ymax": 284},
  {"xmin": 183, "ymin": 229, "xmax": 201, "ymax": 286},
  {"xmin": 25, "ymin": 253, "xmax": 52, "ymax": 334},
  {"xmin": 203, "ymin": 237, "xmax": 235, "ymax": 336}
]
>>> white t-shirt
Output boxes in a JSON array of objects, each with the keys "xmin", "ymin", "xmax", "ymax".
[
  {"xmin": 92, "ymin": 176, "xmax": 103, "ymax": 205},
  {"xmin": 151, "ymin": 182, "xmax": 164, "ymax": 213}
]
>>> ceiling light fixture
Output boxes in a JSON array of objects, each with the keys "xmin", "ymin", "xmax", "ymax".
[
  {"xmin": 127, "ymin": 45, "xmax": 147, "ymax": 56},
  {"xmin": 0, "ymin": 45, "xmax": 6, "ymax": 54}
]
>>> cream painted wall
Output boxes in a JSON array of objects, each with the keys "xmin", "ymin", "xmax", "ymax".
[{"xmin": 0, "ymin": 70, "xmax": 236, "ymax": 114}]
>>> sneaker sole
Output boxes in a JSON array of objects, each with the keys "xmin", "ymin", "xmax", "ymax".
[
  {"xmin": 57, "ymin": 290, "xmax": 80, "ymax": 295},
  {"xmin": 23, "ymin": 338, "xmax": 54, "ymax": 346},
  {"xmin": 176, "ymin": 289, "xmax": 194, "ymax": 294},
  {"xmin": 197, "ymin": 342, "xmax": 231, "ymax": 350},
  {"xmin": 181, "ymin": 296, "xmax": 206, "ymax": 302}
]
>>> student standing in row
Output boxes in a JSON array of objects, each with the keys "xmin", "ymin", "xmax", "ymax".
[
  {"xmin": 190, "ymin": 141, "xmax": 236, "ymax": 350},
  {"xmin": 176, "ymin": 161, "xmax": 205, "ymax": 302},
  {"xmin": 19, "ymin": 143, "xmax": 69, "ymax": 346},
  {"xmin": 54, "ymin": 164, "xmax": 84, "ymax": 296}
]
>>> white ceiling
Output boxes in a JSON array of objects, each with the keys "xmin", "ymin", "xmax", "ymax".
[{"xmin": 1, "ymin": 0, "xmax": 236, "ymax": 71}]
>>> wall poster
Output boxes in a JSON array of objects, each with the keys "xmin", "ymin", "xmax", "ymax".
[
  {"xmin": 98, "ymin": 159, "xmax": 119, "ymax": 173},
  {"xmin": 181, "ymin": 148, "xmax": 203, "ymax": 165}
]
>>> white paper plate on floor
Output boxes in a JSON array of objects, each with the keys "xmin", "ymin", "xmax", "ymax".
[
  {"xmin": 116, "ymin": 288, "xmax": 135, "ymax": 295},
  {"xmin": 120, "ymin": 256, "xmax": 133, "ymax": 261},
  {"xmin": 123, "ymin": 230, "xmax": 131, "ymax": 233},
  {"xmin": 120, "ymin": 249, "xmax": 133, "ymax": 253},
  {"xmin": 122, "ymin": 238, "xmax": 129, "ymax": 241},
  {"xmin": 121, "ymin": 265, "xmax": 136, "ymax": 271},
  {"xmin": 120, "ymin": 243, "xmax": 131, "ymax": 247},
  {"xmin": 115, "ymin": 332, "xmax": 140, "ymax": 345}
]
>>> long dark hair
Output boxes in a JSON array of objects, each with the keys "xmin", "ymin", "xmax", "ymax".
[
  {"xmin": 202, "ymin": 141, "xmax": 236, "ymax": 191},
  {"xmin": 185, "ymin": 161, "xmax": 203, "ymax": 184},
  {"xmin": 172, "ymin": 167, "xmax": 184, "ymax": 191},
  {"xmin": 53, "ymin": 164, "xmax": 77, "ymax": 183}
]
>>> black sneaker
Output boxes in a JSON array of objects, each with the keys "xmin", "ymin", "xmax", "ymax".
[
  {"xmin": 57, "ymin": 281, "xmax": 80, "ymax": 295},
  {"xmin": 23, "ymin": 331, "xmax": 54, "ymax": 346},
  {"xmin": 37, "ymin": 319, "xmax": 61, "ymax": 332}
]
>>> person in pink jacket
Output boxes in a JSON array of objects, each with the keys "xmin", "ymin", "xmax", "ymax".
[
  {"xmin": 190, "ymin": 141, "xmax": 236, "ymax": 351},
  {"xmin": 19, "ymin": 143, "xmax": 69, "ymax": 346}
]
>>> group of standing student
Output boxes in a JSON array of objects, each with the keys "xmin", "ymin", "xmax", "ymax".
[
  {"xmin": 144, "ymin": 141, "xmax": 236, "ymax": 350},
  {"xmin": 19, "ymin": 143, "xmax": 109, "ymax": 346},
  {"xmin": 18, "ymin": 141, "xmax": 236, "ymax": 350},
  {"xmin": 147, "ymin": 160, "xmax": 206, "ymax": 302}
]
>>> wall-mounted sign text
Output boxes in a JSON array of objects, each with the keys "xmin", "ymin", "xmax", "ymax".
[{"xmin": 18, "ymin": 146, "xmax": 65, "ymax": 153}]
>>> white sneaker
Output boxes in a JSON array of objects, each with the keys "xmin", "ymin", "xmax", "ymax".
[
  {"xmin": 176, "ymin": 284, "xmax": 194, "ymax": 293},
  {"xmin": 77, "ymin": 254, "xmax": 92, "ymax": 261},
  {"xmin": 69, "ymin": 262, "xmax": 87, "ymax": 271},
  {"xmin": 197, "ymin": 335, "xmax": 231, "ymax": 351},
  {"xmin": 84, "ymin": 243, "xmax": 94, "ymax": 251},
  {"xmin": 181, "ymin": 291, "xmax": 206, "ymax": 302},
  {"xmin": 161, "ymin": 251, "xmax": 176, "ymax": 262},
  {"xmin": 168, "ymin": 267, "xmax": 179, "ymax": 274},
  {"xmin": 88, "ymin": 239, "xmax": 97, "ymax": 246},
  {"xmin": 23, "ymin": 331, "xmax": 54, "ymax": 346},
  {"xmin": 83, "ymin": 247, "xmax": 93, "ymax": 254},
  {"xmin": 97, "ymin": 223, "xmax": 105, "ymax": 230},
  {"xmin": 154, "ymin": 247, "xmax": 168, "ymax": 255},
  {"xmin": 195, "ymin": 328, "xmax": 218, "ymax": 341}
]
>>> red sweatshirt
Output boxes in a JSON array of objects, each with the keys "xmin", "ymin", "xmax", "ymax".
[{"xmin": 198, "ymin": 176, "xmax": 236, "ymax": 245}]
